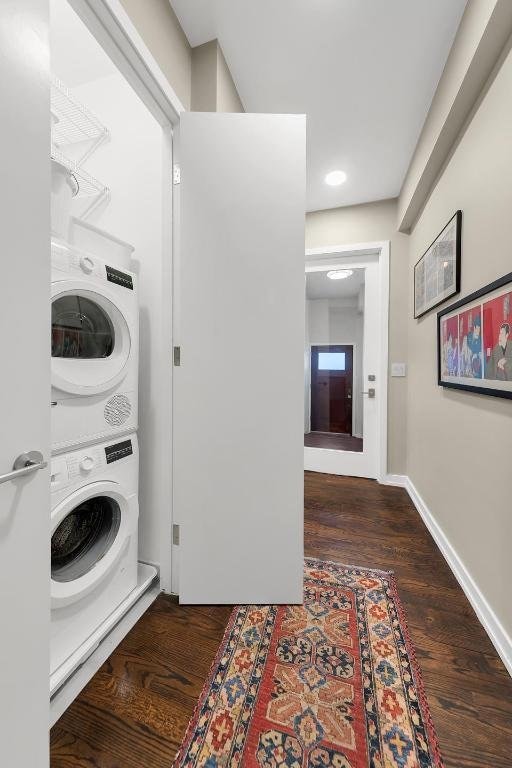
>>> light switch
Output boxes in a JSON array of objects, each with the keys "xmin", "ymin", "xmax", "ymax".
[{"xmin": 391, "ymin": 362, "xmax": 407, "ymax": 377}]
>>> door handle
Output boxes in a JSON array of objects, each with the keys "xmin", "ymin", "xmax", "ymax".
[
  {"xmin": 361, "ymin": 388, "xmax": 376, "ymax": 398},
  {"xmin": 0, "ymin": 451, "xmax": 48, "ymax": 486}
]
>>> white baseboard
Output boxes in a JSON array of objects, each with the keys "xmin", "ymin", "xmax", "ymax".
[
  {"xmin": 405, "ymin": 476, "xmax": 512, "ymax": 678},
  {"xmin": 381, "ymin": 473, "xmax": 407, "ymax": 487}
]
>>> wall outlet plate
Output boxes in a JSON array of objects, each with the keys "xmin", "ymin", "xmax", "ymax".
[{"xmin": 391, "ymin": 362, "xmax": 407, "ymax": 377}]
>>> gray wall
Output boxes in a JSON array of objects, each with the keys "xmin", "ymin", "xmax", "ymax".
[
  {"xmin": 191, "ymin": 40, "xmax": 244, "ymax": 112},
  {"xmin": 120, "ymin": 0, "xmax": 192, "ymax": 109},
  {"xmin": 119, "ymin": 1, "xmax": 244, "ymax": 113},
  {"xmin": 406, "ymin": 41, "xmax": 512, "ymax": 643}
]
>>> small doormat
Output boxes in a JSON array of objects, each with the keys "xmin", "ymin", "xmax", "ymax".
[{"xmin": 173, "ymin": 558, "xmax": 443, "ymax": 768}]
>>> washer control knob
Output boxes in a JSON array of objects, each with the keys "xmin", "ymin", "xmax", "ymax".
[
  {"xmin": 80, "ymin": 456, "xmax": 95, "ymax": 472},
  {"xmin": 80, "ymin": 255, "xmax": 94, "ymax": 274}
]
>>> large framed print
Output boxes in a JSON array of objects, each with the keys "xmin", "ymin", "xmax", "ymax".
[
  {"xmin": 438, "ymin": 271, "xmax": 512, "ymax": 399},
  {"xmin": 414, "ymin": 210, "xmax": 462, "ymax": 318}
]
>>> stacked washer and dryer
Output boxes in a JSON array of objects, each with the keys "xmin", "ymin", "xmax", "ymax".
[{"xmin": 50, "ymin": 162, "xmax": 142, "ymax": 695}]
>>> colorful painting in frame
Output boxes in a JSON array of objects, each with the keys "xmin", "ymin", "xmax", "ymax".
[
  {"xmin": 414, "ymin": 210, "xmax": 462, "ymax": 318},
  {"xmin": 438, "ymin": 271, "xmax": 512, "ymax": 399}
]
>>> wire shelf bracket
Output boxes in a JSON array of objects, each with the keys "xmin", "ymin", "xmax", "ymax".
[
  {"xmin": 51, "ymin": 76, "xmax": 110, "ymax": 165},
  {"xmin": 51, "ymin": 76, "xmax": 111, "ymax": 222}
]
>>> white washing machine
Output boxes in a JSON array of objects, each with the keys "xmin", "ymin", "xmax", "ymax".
[
  {"xmin": 51, "ymin": 239, "xmax": 138, "ymax": 452},
  {"xmin": 50, "ymin": 433, "xmax": 139, "ymax": 694}
]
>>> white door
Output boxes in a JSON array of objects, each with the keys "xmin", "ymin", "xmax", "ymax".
[
  {"xmin": 304, "ymin": 252, "xmax": 388, "ymax": 480},
  {"xmin": 0, "ymin": 1, "xmax": 50, "ymax": 765},
  {"xmin": 175, "ymin": 113, "xmax": 306, "ymax": 604}
]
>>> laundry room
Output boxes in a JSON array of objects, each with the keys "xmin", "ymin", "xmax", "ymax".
[{"xmin": 49, "ymin": 0, "xmax": 173, "ymax": 701}]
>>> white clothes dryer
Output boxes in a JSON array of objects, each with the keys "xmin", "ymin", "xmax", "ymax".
[
  {"xmin": 51, "ymin": 239, "xmax": 138, "ymax": 452},
  {"xmin": 50, "ymin": 433, "xmax": 139, "ymax": 694}
]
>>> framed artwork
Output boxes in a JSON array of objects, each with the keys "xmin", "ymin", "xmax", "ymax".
[
  {"xmin": 414, "ymin": 210, "xmax": 462, "ymax": 318},
  {"xmin": 438, "ymin": 271, "xmax": 512, "ymax": 399}
]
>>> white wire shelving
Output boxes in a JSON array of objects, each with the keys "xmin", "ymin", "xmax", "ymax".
[
  {"xmin": 51, "ymin": 76, "xmax": 110, "ymax": 163},
  {"xmin": 51, "ymin": 76, "xmax": 110, "ymax": 219}
]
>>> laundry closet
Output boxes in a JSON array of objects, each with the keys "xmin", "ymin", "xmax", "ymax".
[
  {"xmin": 1, "ymin": 0, "xmax": 306, "ymax": 756},
  {"xmin": 49, "ymin": 0, "xmax": 172, "ymax": 698}
]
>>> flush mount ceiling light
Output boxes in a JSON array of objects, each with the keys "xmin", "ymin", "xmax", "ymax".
[
  {"xmin": 325, "ymin": 170, "xmax": 347, "ymax": 186},
  {"xmin": 327, "ymin": 269, "xmax": 353, "ymax": 280}
]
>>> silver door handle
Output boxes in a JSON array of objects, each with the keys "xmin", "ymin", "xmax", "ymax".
[
  {"xmin": 0, "ymin": 451, "xmax": 48, "ymax": 486},
  {"xmin": 361, "ymin": 388, "xmax": 376, "ymax": 398}
]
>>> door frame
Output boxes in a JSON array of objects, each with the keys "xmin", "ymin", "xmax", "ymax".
[
  {"xmin": 305, "ymin": 241, "xmax": 389, "ymax": 482},
  {"xmin": 307, "ymin": 342, "xmax": 358, "ymax": 436},
  {"xmin": 66, "ymin": 0, "xmax": 184, "ymax": 592}
]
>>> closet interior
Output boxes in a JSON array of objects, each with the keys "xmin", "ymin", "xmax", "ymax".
[{"xmin": 49, "ymin": 0, "xmax": 172, "ymax": 704}]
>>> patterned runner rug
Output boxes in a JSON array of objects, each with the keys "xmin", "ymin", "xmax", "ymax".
[{"xmin": 173, "ymin": 558, "xmax": 443, "ymax": 767}]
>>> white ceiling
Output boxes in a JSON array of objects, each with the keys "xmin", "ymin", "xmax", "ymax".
[
  {"xmin": 170, "ymin": 0, "xmax": 467, "ymax": 212},
  {"xmin": 306, "ymin": 268, "xmax": 364, "ymax": 300}
]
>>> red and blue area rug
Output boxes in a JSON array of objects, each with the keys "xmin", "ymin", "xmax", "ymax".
[{"xmin": 173, "ymin": 558, "xmax": 443, "ymax": 768}]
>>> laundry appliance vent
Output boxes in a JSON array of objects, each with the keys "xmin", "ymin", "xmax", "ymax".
[{"xmin": 104, "ymin": 394, "xmax": 132, "ymax": 426}]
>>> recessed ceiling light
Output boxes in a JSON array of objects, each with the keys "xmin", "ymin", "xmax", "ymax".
[
  {"xmin": 327, "ymin": 269, "xmax": 353, "ymax": 280},
  {"xmin": 325, "ymin": 170, "xmax": 347, "ymax": 186}
]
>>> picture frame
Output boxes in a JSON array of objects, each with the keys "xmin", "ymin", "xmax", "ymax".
[
  {"xmin": 414, "ymin": 210, "xmax": 462, "ymax": 319},
  {"xmin": 438, "ymin": 271, "xmax": 512, "ymax": 399}
]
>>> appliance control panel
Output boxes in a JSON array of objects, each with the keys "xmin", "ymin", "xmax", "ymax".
[
  {"xmin": 105, "ymin": 438, "xmax": 133, "ymax": 464},
  {"xmin": 52, "ymin": 241, "xmax": 105, "ymax": 278},
  {"xmin": 50, "ymin": 445, "xmax": 104, "ymax": 492},
  {"xmin": 50, "ymin": 439, "xmax": 134, "ymax": 493},
  {"xmin": 67, "ymin": 446, "xmax": 105, "ymax": 479},
  {"xmin": 105, "ymin": 265, "xmax": 133, "ymax": 290}
]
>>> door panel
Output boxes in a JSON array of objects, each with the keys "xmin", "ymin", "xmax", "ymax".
[
  {"xmin": 310, "ymin": 345, "xmax": 353, "ymax": 433},
  {"xmin": 175, "ymin": 113, "xmax": 305, "ymax": 604},
  {"xmin": 0, "ymin": 1, "xmax": 50, "ymax": 764}
]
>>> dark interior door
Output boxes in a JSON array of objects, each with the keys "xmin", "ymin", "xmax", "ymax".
[{"xmin": 310, "ymin": 345, "xmax": 353, "ymax": 433}]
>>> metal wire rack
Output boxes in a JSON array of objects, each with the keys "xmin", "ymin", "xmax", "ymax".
[
  {"xmin": 51, "ymin": 77, "xmax": 110, "ymax": 219},
  {"xmin": 51, "ymin": 149, "xmax": 109, "ymax": 199},
  {"xmin": 51, "ymin": 76, "xmax": 110, "ymax": 163}
]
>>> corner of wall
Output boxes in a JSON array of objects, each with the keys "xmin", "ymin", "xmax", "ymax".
[
  {"xmin": 191, "ymin": 40, "xmax": 218, "ymax": 112},
  {"xmin": 216, "ymin": 43, "xmax": 245, "ymax": 113},
  {"xmin": 190, "ymin": 39, "xmax": 244, "ymax": 113}
]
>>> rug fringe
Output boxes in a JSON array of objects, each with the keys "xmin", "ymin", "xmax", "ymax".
[{"xmin": 305, "ymin": 555, "xmax": 394, "ymax": 578}]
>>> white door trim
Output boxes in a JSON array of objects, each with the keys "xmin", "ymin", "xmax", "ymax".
[
  {"xmin": 67, "ymin": 0, "xmax": 183, "ymax": 593},
  {"xmin": 68, "ymin": 0, "xmax": 184, "ymax": 126},
  {"xmin": 305, "ymin": 241, "xmax": 390, "ymax": 482}
]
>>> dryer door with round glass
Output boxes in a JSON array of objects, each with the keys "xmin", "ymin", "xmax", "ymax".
[
  {"xmin": 51, "ymin": 481, "xmax": 133, "ymax": 608},
  {"xmin": 51, "ymin": 280, "xmax": 132, "ymax": 396}
]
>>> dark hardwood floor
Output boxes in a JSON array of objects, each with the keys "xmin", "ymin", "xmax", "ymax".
[
  {"xmin": 304, "ymin": 430, "xmax": 363, "ymax": 451},
  {"xmin": 50, "ymin": 473, "xmax": 512, "ymax": 768}
]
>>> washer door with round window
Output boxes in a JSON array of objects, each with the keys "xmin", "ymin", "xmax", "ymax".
[
  {"xmin": 51, "ymin": 481, "xmax": 134, "ymax": 609},
  {"xmin": 51, "ymin": 279, "xmax": 133, "ymax": 396}
]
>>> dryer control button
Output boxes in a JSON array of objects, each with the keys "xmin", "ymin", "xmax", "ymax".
[
  {"xmin": 80, "ymin": 456, "xmax": 95, "ymax": 472},
  {"xmin": 80, "ymin": 255, "xmax": 95, "ymax": 274}
]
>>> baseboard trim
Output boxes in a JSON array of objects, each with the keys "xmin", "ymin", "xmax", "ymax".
[
  {"xmin": 381, "ymin": 474, "xmax": 407, "ymax": 487},
  {"xmin": 405, "ymin": 476, "xmax": 512, "ymax": 678}
]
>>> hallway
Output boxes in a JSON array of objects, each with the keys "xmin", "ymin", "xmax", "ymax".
[{"xmin": 50, "ymin": 474, "xmax": 512, "ymax": 768}]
